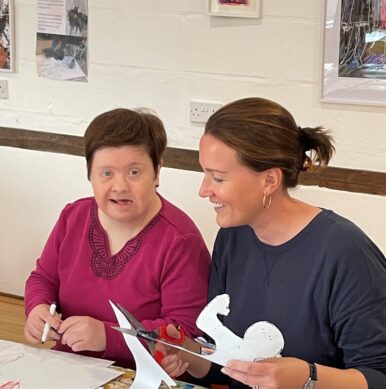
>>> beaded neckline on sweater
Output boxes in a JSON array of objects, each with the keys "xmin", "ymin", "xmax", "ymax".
[{"xmin": 88, "ymin": 200, "xmax": 161, "ymax": 279}]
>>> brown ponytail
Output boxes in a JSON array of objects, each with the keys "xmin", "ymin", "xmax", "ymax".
[{"xmin": 298, "ymin": 126, "xmax": 335, "ymax": 167}]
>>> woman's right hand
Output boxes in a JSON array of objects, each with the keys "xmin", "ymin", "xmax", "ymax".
[
  {"xmin": 159, "ymin": 349, "xmax": 190, "ymax": 378},
  {"xmin": 156, "ymin": 325, "xmax": 189, "ymax": 377},
  {"xmin": 24, "ymin": 304, "xmax": 61, "ymax": 344},
  {"xmin": 157, "ymin": 324, "xmax": 211, "ymax": 379}
]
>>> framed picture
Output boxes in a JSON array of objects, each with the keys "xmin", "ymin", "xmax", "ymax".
[
  {"xmin": 321, "ymin": 0, "xmax": 386, "ymax": 106},
  {"xmin": 209, "ymin": 0, "xmax": 261, "ymax": 19},
  {"xmin": 0, "ymin": 0, "xmax": 15, "ymax": 72}
]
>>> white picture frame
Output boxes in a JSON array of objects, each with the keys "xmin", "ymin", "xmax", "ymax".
[
  {"xmin": 0, "ymin": 0, "xmax": 15, "ymax": 72},
  {"xmin": 321, "ymin": 0, "xmax": 386, "ymax": 106},
  {"xmin": 209, "ymin": 0, "xmax": 261, "ymax": 19}
]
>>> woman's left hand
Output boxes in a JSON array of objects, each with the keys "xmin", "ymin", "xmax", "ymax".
[
  {"xmin": 58, "ymin": 316, "xmax": 106, "ymax": 352},
  {"xmin": 221, "ymin": 357, "xmax": 309, "ymax": 389}
]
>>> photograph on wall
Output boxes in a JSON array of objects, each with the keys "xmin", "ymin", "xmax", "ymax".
[
  {"xmin": 209, "ymin": 0, "xmax": 261, "ymax": 18},
  {"xmin": 0, "ymin": 0, "xmax": 15, "ymax": 72},
  {"xmin": 321, "ymin": 0, "xmax": 386, "ymax": 106},
  {"xmin": 339, "ymin": 0, "xmax": 386, "ymax": 79},
  {"xmin": 36, "ymin": 0, "xmax": 88, "ymax": 82}
]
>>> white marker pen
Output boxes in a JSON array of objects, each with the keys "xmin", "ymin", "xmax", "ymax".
[{"xmin": 41, "ymin": 302, "xmax": 56, "ymax": 344}]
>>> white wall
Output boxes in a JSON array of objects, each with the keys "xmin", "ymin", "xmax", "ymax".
[{"xmin": 0, "ymin": 0, "xmax": 385, "ymax": 296}]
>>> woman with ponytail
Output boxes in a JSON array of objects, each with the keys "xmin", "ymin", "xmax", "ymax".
[{"xmin": 159, "ymin": 97, "xmax": 386, "ymax": 389}]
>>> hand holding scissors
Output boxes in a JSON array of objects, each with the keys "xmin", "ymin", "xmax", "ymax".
[{"xmin": 112, "ymin": 303, "xmax": 185, "ymax": 363}]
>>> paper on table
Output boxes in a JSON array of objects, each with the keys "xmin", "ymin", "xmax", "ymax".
[
  {"xmin": 0, "ymin": 340, "xmax": 121, "ymax": 389},
  {"xmin": 0, "ymin": 340, "xmax": 114, "ymax": 368}
]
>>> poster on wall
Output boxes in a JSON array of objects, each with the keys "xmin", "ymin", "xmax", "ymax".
[
  {"xmin": 321, "ymin": 0, "xmax": 386, "ymax": 106},
  {"xmin": 36, "ymin": 0, "xmax": 88, "ymax": 82},
  {"xmin": 0, "ymin": 0, "xmax": 15, "ymax": 72}
]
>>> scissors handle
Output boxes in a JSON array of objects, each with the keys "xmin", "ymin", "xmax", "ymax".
[
  {"xmin": 159, "ymin": 325, "xmax": 186, "ymax": 344},
  {"xmin": 153, "ymin": 350, "xmax": 165, "ymax": 364},
  {"xmin": 152, "ymin": 325, "xmax": 185, "ymax": 365}
]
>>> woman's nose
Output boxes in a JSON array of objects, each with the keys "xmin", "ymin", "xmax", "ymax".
[
  {"xmin": 112, "ymin": 175, "xmax": 129, "ymax": 192},
  {"xmin": 199, "ymin": 177, "xmax": 211, "ymax": 198}
]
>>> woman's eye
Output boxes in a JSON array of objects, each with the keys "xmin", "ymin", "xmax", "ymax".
[
  {"xmin": 213, "ymin": 177, "xmax": 224, "ymax": 183},
  {"xmin": 102, "ymin": 170, "xmax": 112, "ymax": 177},
  {"xmin": 129, "ymin": 169, "xmax": 140, "ymax": 176}
]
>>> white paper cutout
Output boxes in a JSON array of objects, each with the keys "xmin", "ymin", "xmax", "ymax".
[
  {"xmin": 109, "ymin": 301, "xmax": 176, "ymax": 389},
  {"xmin": 196, "ymin": 294, "xmax": 284, "ymax": 366},
  {"xmin": 110, "ymin": 294, "xmax": 284, "ymax": 388}
]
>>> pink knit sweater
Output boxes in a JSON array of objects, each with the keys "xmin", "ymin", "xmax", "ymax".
[{"xmin": 25, "ymin": 196, "xmax": 211, "ymax": 367}]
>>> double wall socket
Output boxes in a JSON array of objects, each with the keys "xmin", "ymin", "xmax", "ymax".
[
  {"xmin": 0, "ymin": 79, "xmax": 9, "ymax": 99},
  {"xmin": 190, "ymin": 100, "xmax": 222, "ymax": 123}
]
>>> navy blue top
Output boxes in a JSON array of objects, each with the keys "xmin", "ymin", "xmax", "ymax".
[{"xmin": 200, "ymin": 209, "xmax": 386, "ymax": 389}]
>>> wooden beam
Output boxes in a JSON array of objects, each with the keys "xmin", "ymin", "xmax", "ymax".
[
  {"xmin": 0, "ymin": 291, "xmax": 24, "ymax": 301},
  {"xmin": 1, "ymin": 127, "xmax": 385, "ymax": 196},
  {"xmin": 298, "ymin": 166, "xmax": 386, "ymax": 196},
  {"xmin": 0, "ymin": 126, "xmax": 84, "ymax": 156}
]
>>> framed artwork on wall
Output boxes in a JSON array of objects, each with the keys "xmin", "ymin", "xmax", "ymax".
[
  {"xmin": 321, "ymin": 0, "xmax": 386, "ymax": 106},
  {"xmin": 0, "ymin": 0, "xmax": 15, "ymax": 72},
  {"xmin": 208, "ymin": 0, "xmax": 261, "ymax": 19}
]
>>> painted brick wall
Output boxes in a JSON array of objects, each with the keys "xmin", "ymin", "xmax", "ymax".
[{"xmin": 0, "ymin": 0, "xmax": 385, "ymax": 294}]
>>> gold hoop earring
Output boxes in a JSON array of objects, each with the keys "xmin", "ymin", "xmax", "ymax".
[{"xmin": 262, "ymin": 194, "xmax": 272, "ymax": 209}]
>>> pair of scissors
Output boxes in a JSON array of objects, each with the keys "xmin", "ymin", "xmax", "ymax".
[{"xmin": 112, "ymin": 303, "xmax": 186, "ymax": 363}]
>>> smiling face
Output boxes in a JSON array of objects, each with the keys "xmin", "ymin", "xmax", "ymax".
[
  {"xmin": 199, "ymin": 134, "xmax": 266, "ymax": 229},
  {"xmin": 90, "ymin": 145, "xmax": 161, "ymax": 226}
]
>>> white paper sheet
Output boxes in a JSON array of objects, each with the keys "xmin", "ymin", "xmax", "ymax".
[
  {"xmin": 110, "ymin": 301, "xmax": 176, "ymax": 389},
  {"xmin": 0, "ymin": 340, "xmax": 121, "ymax": 389}
]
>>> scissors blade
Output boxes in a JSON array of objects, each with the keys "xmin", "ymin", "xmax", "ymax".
[
  {"xmin": 112, "ymin": 326, "xmax": 208, "ymax": 360},
  {"xmin": 117, "ymin": 303, "xmax": 144, "ymax": 330},
  {"xmin": 112, "ymin": 326, "xmax": 139, "ymax": 337},
  {"xmin": 112, "ymin": 325, "xmax": 157, "ymax": 353}
]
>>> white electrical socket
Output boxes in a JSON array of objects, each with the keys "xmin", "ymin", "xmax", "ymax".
[
  {"xmin": 0, "ymin": 79, "xmax": 9, "ymax": 99},
  {"xmin": 190, "ymin": 100, "xmax": 222, "ymax": 123}
]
